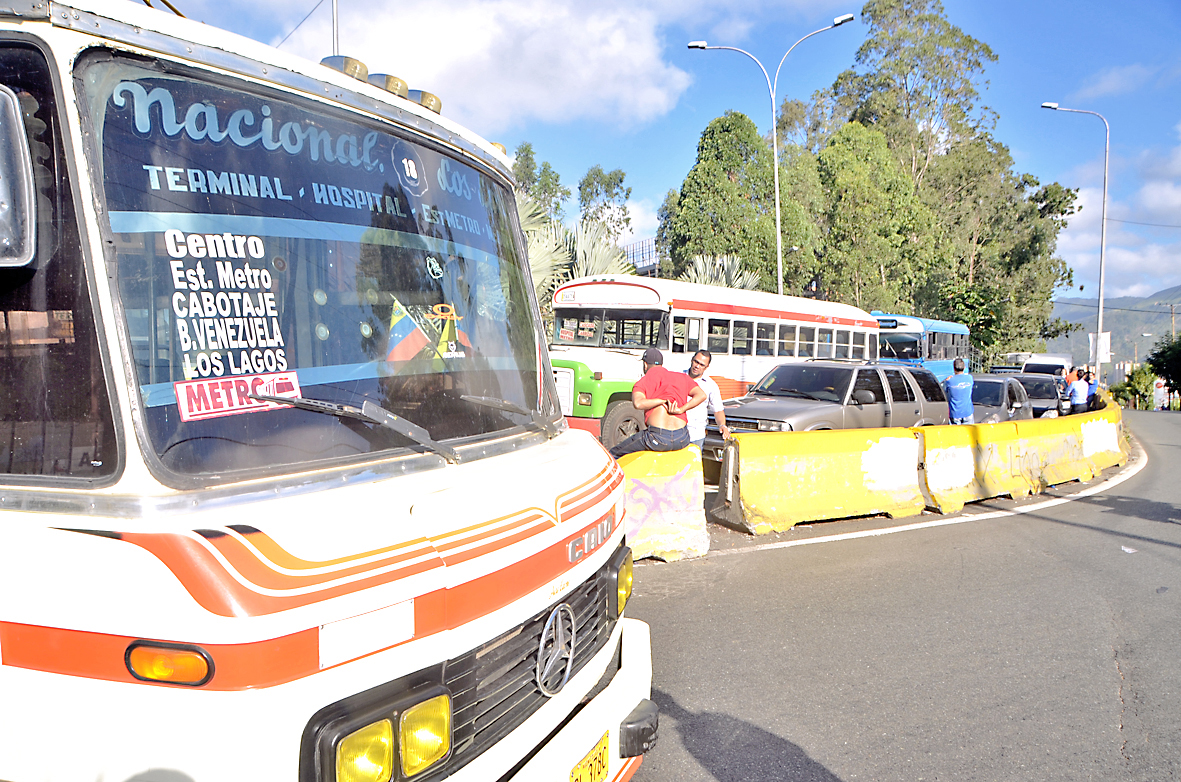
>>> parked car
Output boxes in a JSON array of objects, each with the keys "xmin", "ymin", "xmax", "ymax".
[
  {"xmin": 701, "ymin": 361, "xmax": 949, "ymax": 463},
  {"xmin": 1012, "ymin": 373, "xmax": 1071, "ymax": 418},
  {"xmin": 970, "ymin": 374, "xmax": 1034, "ymax": 424}
]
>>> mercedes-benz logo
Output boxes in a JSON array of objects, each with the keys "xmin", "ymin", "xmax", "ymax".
[{"xmin": 536, "ymin": 603, "xmax": 577, "ymax": 697}]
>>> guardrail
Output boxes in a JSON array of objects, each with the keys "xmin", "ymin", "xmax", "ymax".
[{"xmin": 710, "ymin": 394, "xmax": 1128, "ymax": 535}]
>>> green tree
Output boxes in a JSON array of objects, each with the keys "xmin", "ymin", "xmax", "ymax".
[
  {"xmin": 817, "ymin": 122, "xmax": 937, "ymax": 311},
  {"xmin": 511, "ymin": 141, "xmax": 537, "ymax": 193},
  {"xmin": 1109, "ymin": 365, "xmax": 1156, "ymax": 410},
  {"xmin": 578, "ymin": 165, "xmax": 632, "ymax": 242},
  {"xmin": 512, "ymin": 141, "xmax": 570, "ymax": 222},
  {"xmin": 660, "ymin": 111, "xmax": 813, "ymax": 291},
  {"xmin": 832, "ymin": 0, "xmax": 997, "ymax": 191},
  {"xmin": 1147, "ymin": 336, "xmax": 1181, "ymax": 396},
  {"xmin": 534, "ymin": 162, "xmax": 571, "ymax": 223}
]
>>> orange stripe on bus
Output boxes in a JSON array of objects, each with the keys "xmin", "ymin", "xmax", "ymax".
[
  {"xmin": 204, "ymin": 534, "xmax": 438, "ymax": 590},
  {"xmin": 0, "ymin": 621, "xmax": 318, "ymax": 690},
  {"xmin": 1, "ymin": 509, "xmax": 621, "ymax": 690}
]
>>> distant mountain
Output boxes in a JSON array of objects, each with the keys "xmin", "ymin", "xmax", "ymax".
[{"xmin": 1047, "ymin": 284, "xmax": 1181, "ymax": 366}]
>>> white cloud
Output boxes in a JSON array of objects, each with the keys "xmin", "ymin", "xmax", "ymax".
[
  {"xmin": 1071, "ymin": 63, "xmax": 1159, "ymax": 102},
  {"xmin": 269, "ymin": 0, "xmax": 700, "ymax": 135},
  {"xmin": 1135, "ymin": 180, "xmax": 1181, "ymax": 218},
  {"xmin": 1058, "ymin": 182, "xmax": 1181, "ymax": 298},
  {"xmin": 185, "ymin": 0, "xmax": 845, "ymax": 136},
  {"xmin": 619, "ymin": 198, "xmax": 661, "ymax": 244}
]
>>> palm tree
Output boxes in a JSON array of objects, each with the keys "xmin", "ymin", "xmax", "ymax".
[
  {"xmin": 678, "ymin": 254, "xmax": 760, "ymax": 290},
  {"xmin": 567, "ymin": 220, "xmax": 634, "ymax": 279},
  {"xmin": 516, "ymin": 195, "xmax": 636, "ymax": 325}
]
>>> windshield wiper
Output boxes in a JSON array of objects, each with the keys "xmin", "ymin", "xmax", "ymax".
[
  {"xmin": 249, "ymin": 394, "xmax": 459, "ymax": 464},
  {"xmin": 460, "ymin": 395, "xmax": 559, "ymax": 438},
  {"xmin": 768, "ymin": 388, "xmax": 826, "ymax": 401}
]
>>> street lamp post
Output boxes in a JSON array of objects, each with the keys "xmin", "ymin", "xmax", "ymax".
[
  {"xmin": 690, "ymin": 13, "xmax": 855, "ymax": 296},
  {"xmin": 1041, "ymin": 102, "xmax": 1110, "ymax": 365}
]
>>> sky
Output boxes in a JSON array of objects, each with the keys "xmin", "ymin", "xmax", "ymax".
[{"xmin": 172, "ymin": 0, "xmax": 1181, "ymax": 302}]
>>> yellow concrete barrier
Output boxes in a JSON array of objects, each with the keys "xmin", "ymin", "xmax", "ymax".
[
  {"xmin": 711, "ymin": 428, "xmax": 926, "ymax": 534},
  {"xmin": 1010, "ymin": 415, "xmax": 1095, "ymax": 489},
  {"xmin": 617, "ymin": 446, "xmax": 709, "ymax": 561},
  {"xmin": 1074, "ymin": 393, "xmax": 1129, "ymax": 472}
]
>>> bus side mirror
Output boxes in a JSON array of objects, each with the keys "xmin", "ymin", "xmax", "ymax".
[{"xmin": 0, "ymin": 84, "xmax": 35, "ymax": 268}]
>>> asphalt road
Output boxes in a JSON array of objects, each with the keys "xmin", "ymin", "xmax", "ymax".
[{"xmin": 629, "ymin": 410, "xmax": 1180, "ymax": 782}]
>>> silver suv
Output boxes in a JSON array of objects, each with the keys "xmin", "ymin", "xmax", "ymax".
[{"xmin": 701, "ymin": 361, "xmax": 950, "ymax": 463}]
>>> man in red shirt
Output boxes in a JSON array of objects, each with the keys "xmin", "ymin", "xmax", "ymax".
[{"xmin": 609, "ymin": 348, "xmax": 706, "ymax": 459}]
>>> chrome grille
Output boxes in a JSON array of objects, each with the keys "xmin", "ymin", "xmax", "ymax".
[
  {"xmin": 441, "ymin": 561, "xmax": 614, "ymax": 775},
  {"xmin": 709, "ymin": 417, "xmax": 759, "ymax": 432}
]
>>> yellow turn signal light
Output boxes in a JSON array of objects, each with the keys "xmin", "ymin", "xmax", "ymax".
[
  {"xmin": 399, "ymin": 694, "xmax": 452, "ymax": 776},
  {"xmin": 617, "ymin": 549, "xmax": 634, "ymax": 616},
  {"xmin": 125, "ymin": 642, "xmax": 212, "ymax": 686},
  {"xmin": 337, "ymin": 719, "xmax": 394, "ymax": 782}
]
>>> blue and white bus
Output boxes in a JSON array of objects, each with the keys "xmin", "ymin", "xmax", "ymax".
[{"xmin": 872, "ymin": 312, "xmax": 972, "ymax": 381}]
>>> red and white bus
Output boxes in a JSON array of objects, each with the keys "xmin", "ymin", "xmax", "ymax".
[{"xmin": 549, "ymin": 275, "xmax": 880, "ymax": 445}]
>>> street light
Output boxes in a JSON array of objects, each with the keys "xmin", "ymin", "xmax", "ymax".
[
  {"xmin": 690, "ymin": 13, "xmax": 856, "ymax": 296},
  {"xmin": 1041, "ymin": 101, "xmax": 1110, "ymax": 366},
  {"xmin": 1136, "ymin": 333, "xmax": 1152, "ymax": 366}
]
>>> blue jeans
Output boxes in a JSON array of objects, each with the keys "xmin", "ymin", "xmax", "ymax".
[
  {"xmin": 951, "ymin": 415, "xmax": 974, "ymax": 425},
  {"xmin": 609, "ymin": 425, "xmax": 690, "ymax": 459}
]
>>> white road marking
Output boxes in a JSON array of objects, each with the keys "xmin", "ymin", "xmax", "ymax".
[{"xmin": 709, "ymin": 445, "xmax": 1149, "ymax": 559}]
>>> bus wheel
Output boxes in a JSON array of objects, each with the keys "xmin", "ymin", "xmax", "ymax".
[{"xmin": 602, "ymin": 401, "xmax": 645, "ymax": 449}]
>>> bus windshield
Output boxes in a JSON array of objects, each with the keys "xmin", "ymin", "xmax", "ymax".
[
  {"xmin": 81, "ymin": 56, "xmax": 545, "ymax": 479},
  {"xmin": 879, "ymin": 332, "xmax": 921, "ymax": 359},
  {"xmin": 552, "ymin": 308, "xmax": 668, "ymax": 349}
]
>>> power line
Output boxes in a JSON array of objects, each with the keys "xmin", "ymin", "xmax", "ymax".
[
  {"xmin": 1108, "ymin": 218, "xmax": 1181, "ymax": 229},
  {"xmin": 277, "ymin": 0, "xmax": 326, "ymax": 48},
  {"xmin": 1054, "ymin": 300, "xmax": 1175, "ymax": 315}
]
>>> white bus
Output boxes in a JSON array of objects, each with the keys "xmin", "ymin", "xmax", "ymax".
[
  {"xmin": 0, "ymin": 5, "xmax": 654, "ymax": 782},
  {"xmin": 549, "ymin": 275, "xmax": 880, "ymax": 446}
]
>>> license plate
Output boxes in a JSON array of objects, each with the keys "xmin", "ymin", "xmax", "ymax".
[{"xmin": 570, "ymin": 732, "xmax": 610, "ymax": 782}]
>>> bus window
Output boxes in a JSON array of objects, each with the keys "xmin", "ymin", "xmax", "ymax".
[
  {"xmin": 600, "ymin": 309, "xmax": 667, "ymax": 349},
  {"xmin": 732, "ymin": 320, "xmax": 753, "ymax": 355},
  {"xmin": 835, "ymin": 329, "xmax": 851, "ymax": 359},
  {"xmin": 672, "ymin": 316, "xmax": 701, "ymax": 353},
  {"xmin": 707, "ymin": 319, "xmax": 730, "ymax": 354},
  {"xmin": 554, "ymin": 312, "xmax": 602, "ymax": 347},
  {"xmin": 851, "ymin": 331, "xmax": 866, "ymax": 359},
  {"xmin": 870, "ymin": 334, "xmax": 879, "ymax": 360},
  {"xmin": 778, "ymin": 324, "xmax": 797, "ymax": 357},
  {"xmin": 817, "ymin": 328, "xmax": 834, "ymax": 358},
  {"xmin": 756, "ymin": 324, "xmax": 775, "ymax": 355},
  {"xmin": 798, "ymin": 326, "xmax": 815, "ymax": 357},
  {"xmin": 881, "ymin": 333, "xmax": 920, "ymax": 359}
]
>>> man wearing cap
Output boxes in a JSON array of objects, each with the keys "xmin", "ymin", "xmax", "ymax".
[{"xmin": 609, "ymin": 348, "xmax": 706, "ymax": 459}]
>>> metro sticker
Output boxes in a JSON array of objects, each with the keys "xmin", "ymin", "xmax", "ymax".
[
  {"xmin": 175, "ymin": 371, "xmax": 301, "ymax": 422},
  {"xmin": 559, "ymin": 328, "xmax": 575, "ymax": 341}
]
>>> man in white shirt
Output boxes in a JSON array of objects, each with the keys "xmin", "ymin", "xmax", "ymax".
[
  {"xmin": 684, "ymin": 350, "xmax": 730, "ymax": 449},
  {"xmin": 1068, "ymin": 367, "xmax": 1090, "ymax": 415}
]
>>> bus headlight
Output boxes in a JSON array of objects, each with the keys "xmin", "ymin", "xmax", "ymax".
[
  {"xmin": 337, "ymin": 720, "xmax": 394, "ymax": 782},
  {"xmin": 320, "ymin": 685, "xmax": 453, "ymax": 782},
  {"xmin": 607, "ymin": 545, "xmax": 633, "ymax": 619},
  {"xmin": 399, "ymin": 694, "xmax": 451, "ymax": 777}
]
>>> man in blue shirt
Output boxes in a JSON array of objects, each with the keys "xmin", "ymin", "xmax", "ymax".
[{"xmin": 943, "ymin": 358, "xmax": 974, "ymax": 424}]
